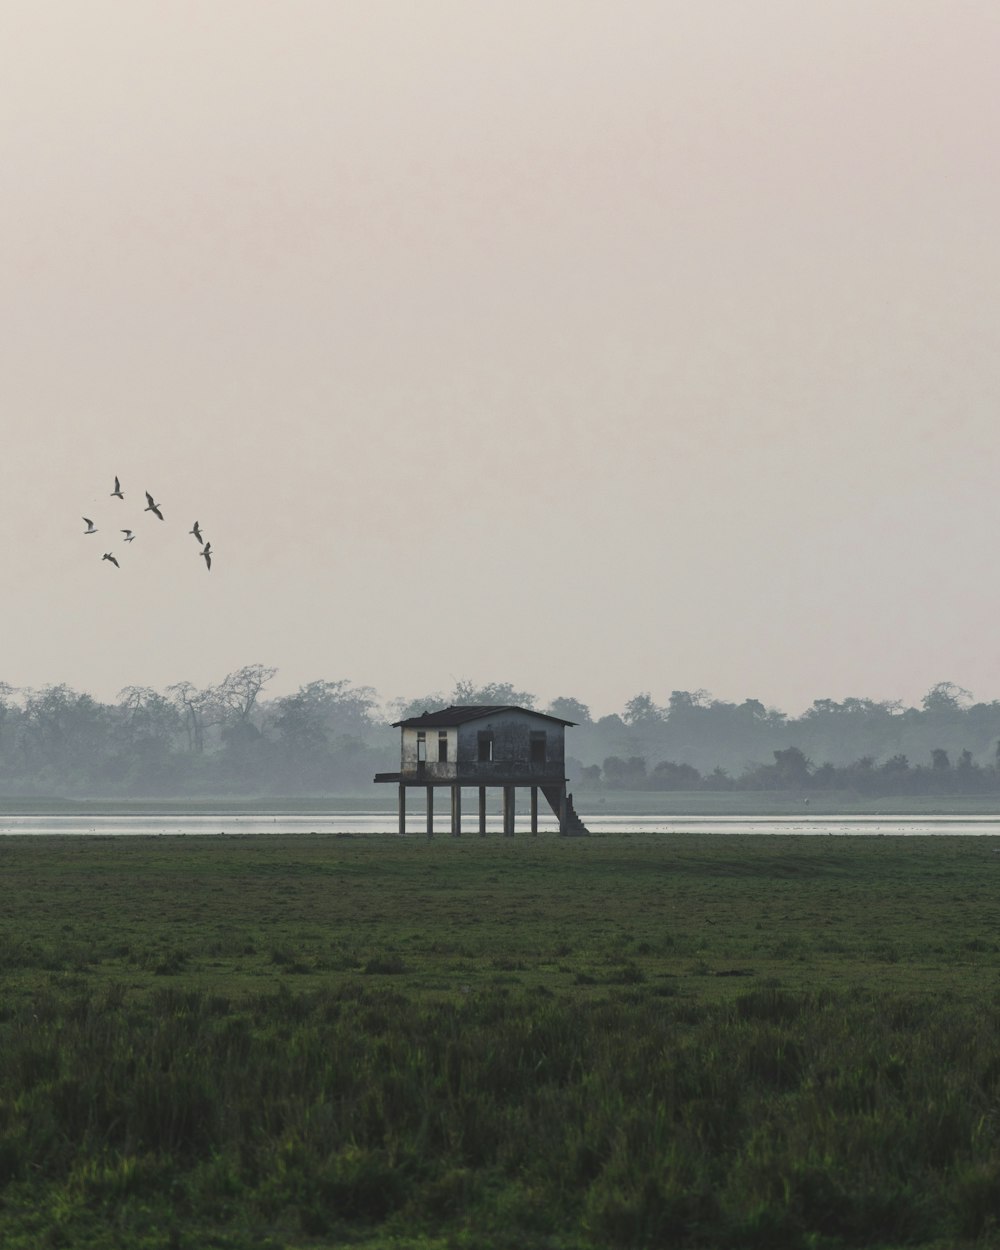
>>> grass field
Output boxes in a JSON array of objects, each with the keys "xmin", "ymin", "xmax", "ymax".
[{"xmin": 3, "ymin": 831, "xmax": 1000, "ymax": 1248}]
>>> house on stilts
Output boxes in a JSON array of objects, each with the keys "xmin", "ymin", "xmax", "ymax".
[{"xmin": 374, "ymin": 705, "xmax": 589, "ymax": 836}]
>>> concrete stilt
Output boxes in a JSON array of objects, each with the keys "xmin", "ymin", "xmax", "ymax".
[
  {"xmin": 530, "ymin": 786, "xmax": 538, "ymax": 835},
  {"xmin": 558, "ymin": 783, "xmax": 568, "ymax": 837},
  {"xmin": 503, "ymin": 785, "xmax": 515, "ymax": 837},
  {"xmin": 398, "ymin": 783, "xmax": 406, "ymax": 836},
  {"xmin": 478, "ymin": 787, "xmax": 487, "ymax": 837},
  {"xmin": 451, "ymin": 785, "xmax": 462, "ymax": 836},
  {"xmin": 426, "ymin": 785, "xmax": 434, "ymax": 838}
]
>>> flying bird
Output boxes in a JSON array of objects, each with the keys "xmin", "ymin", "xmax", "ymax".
[
  {"xmin": 201, "ymin": 542, "xmax": 212, "ymax": 571},
  {"xmin": 121, "ymin": 530, "xmax": 135, "ymax": 543},
  {"xmin": 102, "ymin": 552, "xmax": 120, "ymax": 568},
  {"xmin": 111, "ymin": 476, "xmax": 124, "ymax": 499},
  {"xmin": 189, "ymin": 521, "xmax": 203, "ymax": 543},
  {"xmin": 144, "ymin": 491, "xmax": 164, "ymax": 521},
  {"xmin": 83, "ymin": 518, "xmax": 97, "ymax": 534}
]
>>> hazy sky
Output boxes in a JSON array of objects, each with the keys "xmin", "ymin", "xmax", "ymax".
[{"xmin": 5, "ymin": 1, "xmax": 1000, "ymax": 716}]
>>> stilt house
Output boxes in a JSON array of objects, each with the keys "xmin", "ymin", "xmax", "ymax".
[{"xmin": 374, "ymin": 705, "xmax": 588, "ymax": 836}]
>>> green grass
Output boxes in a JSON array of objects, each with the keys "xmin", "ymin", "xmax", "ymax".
[{"xmin": 3, "ymin": 832, "xmax": 1000, "ymax": 1248}]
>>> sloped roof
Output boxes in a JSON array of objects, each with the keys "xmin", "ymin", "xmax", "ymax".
[{"xmin": 392, "ymin": 704, "xmax": 576, "ymax": 729}]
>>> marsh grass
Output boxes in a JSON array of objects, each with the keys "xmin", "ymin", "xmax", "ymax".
[{"xmin": 3, "ymin": 831, "xmax": 1000, "ymax": 1247}]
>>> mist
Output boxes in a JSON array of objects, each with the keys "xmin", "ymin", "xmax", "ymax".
[
  {"xmin": 2, "ymin": 669, "xmax": 999, "ymax": 799},
  {"xmin": 5, "ymin": 4, "xmax": 1000, "ymax": 718}
]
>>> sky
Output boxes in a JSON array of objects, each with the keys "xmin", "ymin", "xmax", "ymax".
[{"xmin": 4, "ymin": 1, "xmax": 1000, "ymax": 718}]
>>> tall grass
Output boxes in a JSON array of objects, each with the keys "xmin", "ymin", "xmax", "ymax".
[
  {"xmin": 3, "ymin": 980, "xmax": 1000, "ymax": 1247},
  {"xmin": 4, "ymin": 831, "xmax": 1000, "ymax": 1247}
]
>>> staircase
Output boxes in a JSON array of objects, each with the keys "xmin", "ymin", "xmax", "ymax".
[{"xmin": 540, "ymin": 786, "xmax": 590, "ymax": 836}]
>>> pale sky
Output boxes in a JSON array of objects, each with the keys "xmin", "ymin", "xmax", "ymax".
[{"xmin": 4, "ymin": 1, "xmax": 1000, "ymax": 717}]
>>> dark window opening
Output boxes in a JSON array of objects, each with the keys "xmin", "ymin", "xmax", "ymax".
[
  {"xmin": 478, "ymin": 732, "xmax": 494, "ymax": 762},
  {"xmin": 530, "ymin": 732, "xmax": 547, "ymax": 764},
  {"xmin": 438, "ymin": 731, "xmax": 449, "ymax": 763},
  {"xmin": 416, "ymin": 732, "xmax": 426, "ymax": 764}
]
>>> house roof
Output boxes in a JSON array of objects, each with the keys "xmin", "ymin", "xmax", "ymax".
[{"xmin": 392, "ymin": 705, "xmax": 576, "ymax": 729}]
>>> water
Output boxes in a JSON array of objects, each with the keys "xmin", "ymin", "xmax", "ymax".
[{"xmin": 2, "ymin": 812, "xmax": 1000, "ymax": 836}]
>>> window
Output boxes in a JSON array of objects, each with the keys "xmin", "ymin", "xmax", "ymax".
[
  {"xmin": 416, "ymin": 732, "xmax": 426, "ymax": 764},
  {"xmin": 438, "ymin": 731, "xmax": 449, "ymax": 763},
  {"xmin": 478, "ymin": 732, "xmax": 494, "ymax": 762},
  {"xmin": 530, "ymin": 732, "xmax": 547, "ymax": 764}
]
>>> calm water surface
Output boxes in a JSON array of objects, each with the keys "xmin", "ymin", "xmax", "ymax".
[{"xmin": 4, "ymin": 812, "xmax": 1000, "ymax": 836}]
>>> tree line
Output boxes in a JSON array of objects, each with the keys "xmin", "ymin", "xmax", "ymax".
[{"xmin": 2, "ymin": 673, "xmax": 1000, "ymax": 796}]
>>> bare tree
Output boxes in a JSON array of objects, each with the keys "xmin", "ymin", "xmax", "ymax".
[
  {"xmin": 217, "ymin": 664, "xmax": 278, "ymax": 724},
  {"xmin": 117, "ymin": 686, "xmax": 180, "ymax": 749},
  {"xmin": 167, "ymin": 681, "xmax": 226, "ymax": 753}
]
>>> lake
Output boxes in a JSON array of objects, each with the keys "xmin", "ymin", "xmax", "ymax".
[{"xmin": 4, "ymin": 811, "xmax": 1000, "ymax": 836}]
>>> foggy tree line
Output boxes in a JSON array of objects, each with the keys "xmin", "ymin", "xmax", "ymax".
[
  {"xmin": 3, "ymin": 673, "xmax": 1000, "ymax": 796},
  {"xmin": 565, "ymin": 682, "xmax": 1000, "ymax": 796},
  {"xmin": 0, "ymin": 667, "xmax": 391, "ymax": 796}
]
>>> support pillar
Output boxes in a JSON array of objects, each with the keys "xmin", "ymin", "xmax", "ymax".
[
  {"xmin": 558, "ymin": 783, "xmax": 568, "ymax": 837},
  {"xmin": 503, "ymin": 785, "xmax": 515, "ymax": 837},
  {"xmin": 398, "ymin": 783, "xmax": 406, "ymax": 836},
  {"xmin": 478, "ymin": 787, "xmax": 487, "ymax": 837},
  {"xmin": 426, "ymin": 785, "xmax": 434, "ymax": 838},
  {"xmin": 451, "ymin": 785, "xmax": 462, "ymax": 837},
  {"xmin": 530, "ymin": 786, "xmax": 538, "ymax": 836}
]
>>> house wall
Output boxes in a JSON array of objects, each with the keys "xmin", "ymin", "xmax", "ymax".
[
  {"xmin": 398, "ymin": 711, "xmax": 567, "ymax": 782},
  {"xmin": 456, "ymin": 709, "xmax": 565, "ymax": 771},
  {"xmin": 400, "ymin": 725, "xmax": 458, "ymax": 773}
]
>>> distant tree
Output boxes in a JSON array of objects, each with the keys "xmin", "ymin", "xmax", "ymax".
[
  {"xmin": 602, "ymin": 756, "xmax": 648, "ymax": 788},
  {"xmin": 451, "ymin": 680, "xmax": 535, "ymax": 708},
  {"xmin": 703, "ymin": 766, "xmax": 732, "ymax": 791},
  {"xmin": 667, "ymin": 689, "xmax": 711, "ymax": 715},
  {"xmin": 578, "ymin": 763, "xmax": 602, "ymax": 786},
  {"xmin": 811, "ymin": 762, "xmax": 838, "ymax": 789},
  {"xmin": 272, "ymin": 689, "xmax": 329, "ymax": 752},
  {"xmin": 273, "ymin": 680, "xmax": 378, "ymax": 747},
  {"xmin": 622, "ymin": 693, "xmax": 662, "ymax": 725},
  {"xmin": 803, "ymin": 698, "xmax": 840, "ymax": 719},
  {"xmin": 167, "ymin": 681, "xmax": 225, "ymax": 753},
  {"xmin": 0, "ymin": 682, "xmax": 15, "ymax": 751},
  {"xmin": 391, "ymin": 692, "xmax": 450, "ymax": 721},
  {"xmin": 546, "ymin": 696, "xmax": 592, "ymax": 725},
  {"xmin": 922, "ymin": 682, "xmax": 972, "ymax": 715},
  {"xmin": 931, "ymin": 748, "xmax": 951, "ymax": 771},
  {"xmin": 650, "ymin": 759, "xmax": 702, "ymax": 790},
  {"xmin": 843, "ymin": 757, "xmax": 876, "ymax": 790},
  {"xmin": 772, "ymin": 746, "xmax": 812, "ymax": 787},
  {"xmin": 602, "ymin": 756, "xmax": 626, "ymax": 785},
  {"xmin": 218, "ymin": 664, "xmax": 278, "ymax": 724},
  {"xmin": 18, "ymin": 684, "xmax": 110, "ymax": 781},
  {"xmin": 117, "ymin": 686, "xmax": 180, "ymax": 748}
]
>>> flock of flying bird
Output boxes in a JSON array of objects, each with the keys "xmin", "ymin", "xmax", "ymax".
[{"xmin": 83, "ymin": 477, "xmax": 212, "ymax": 571}]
